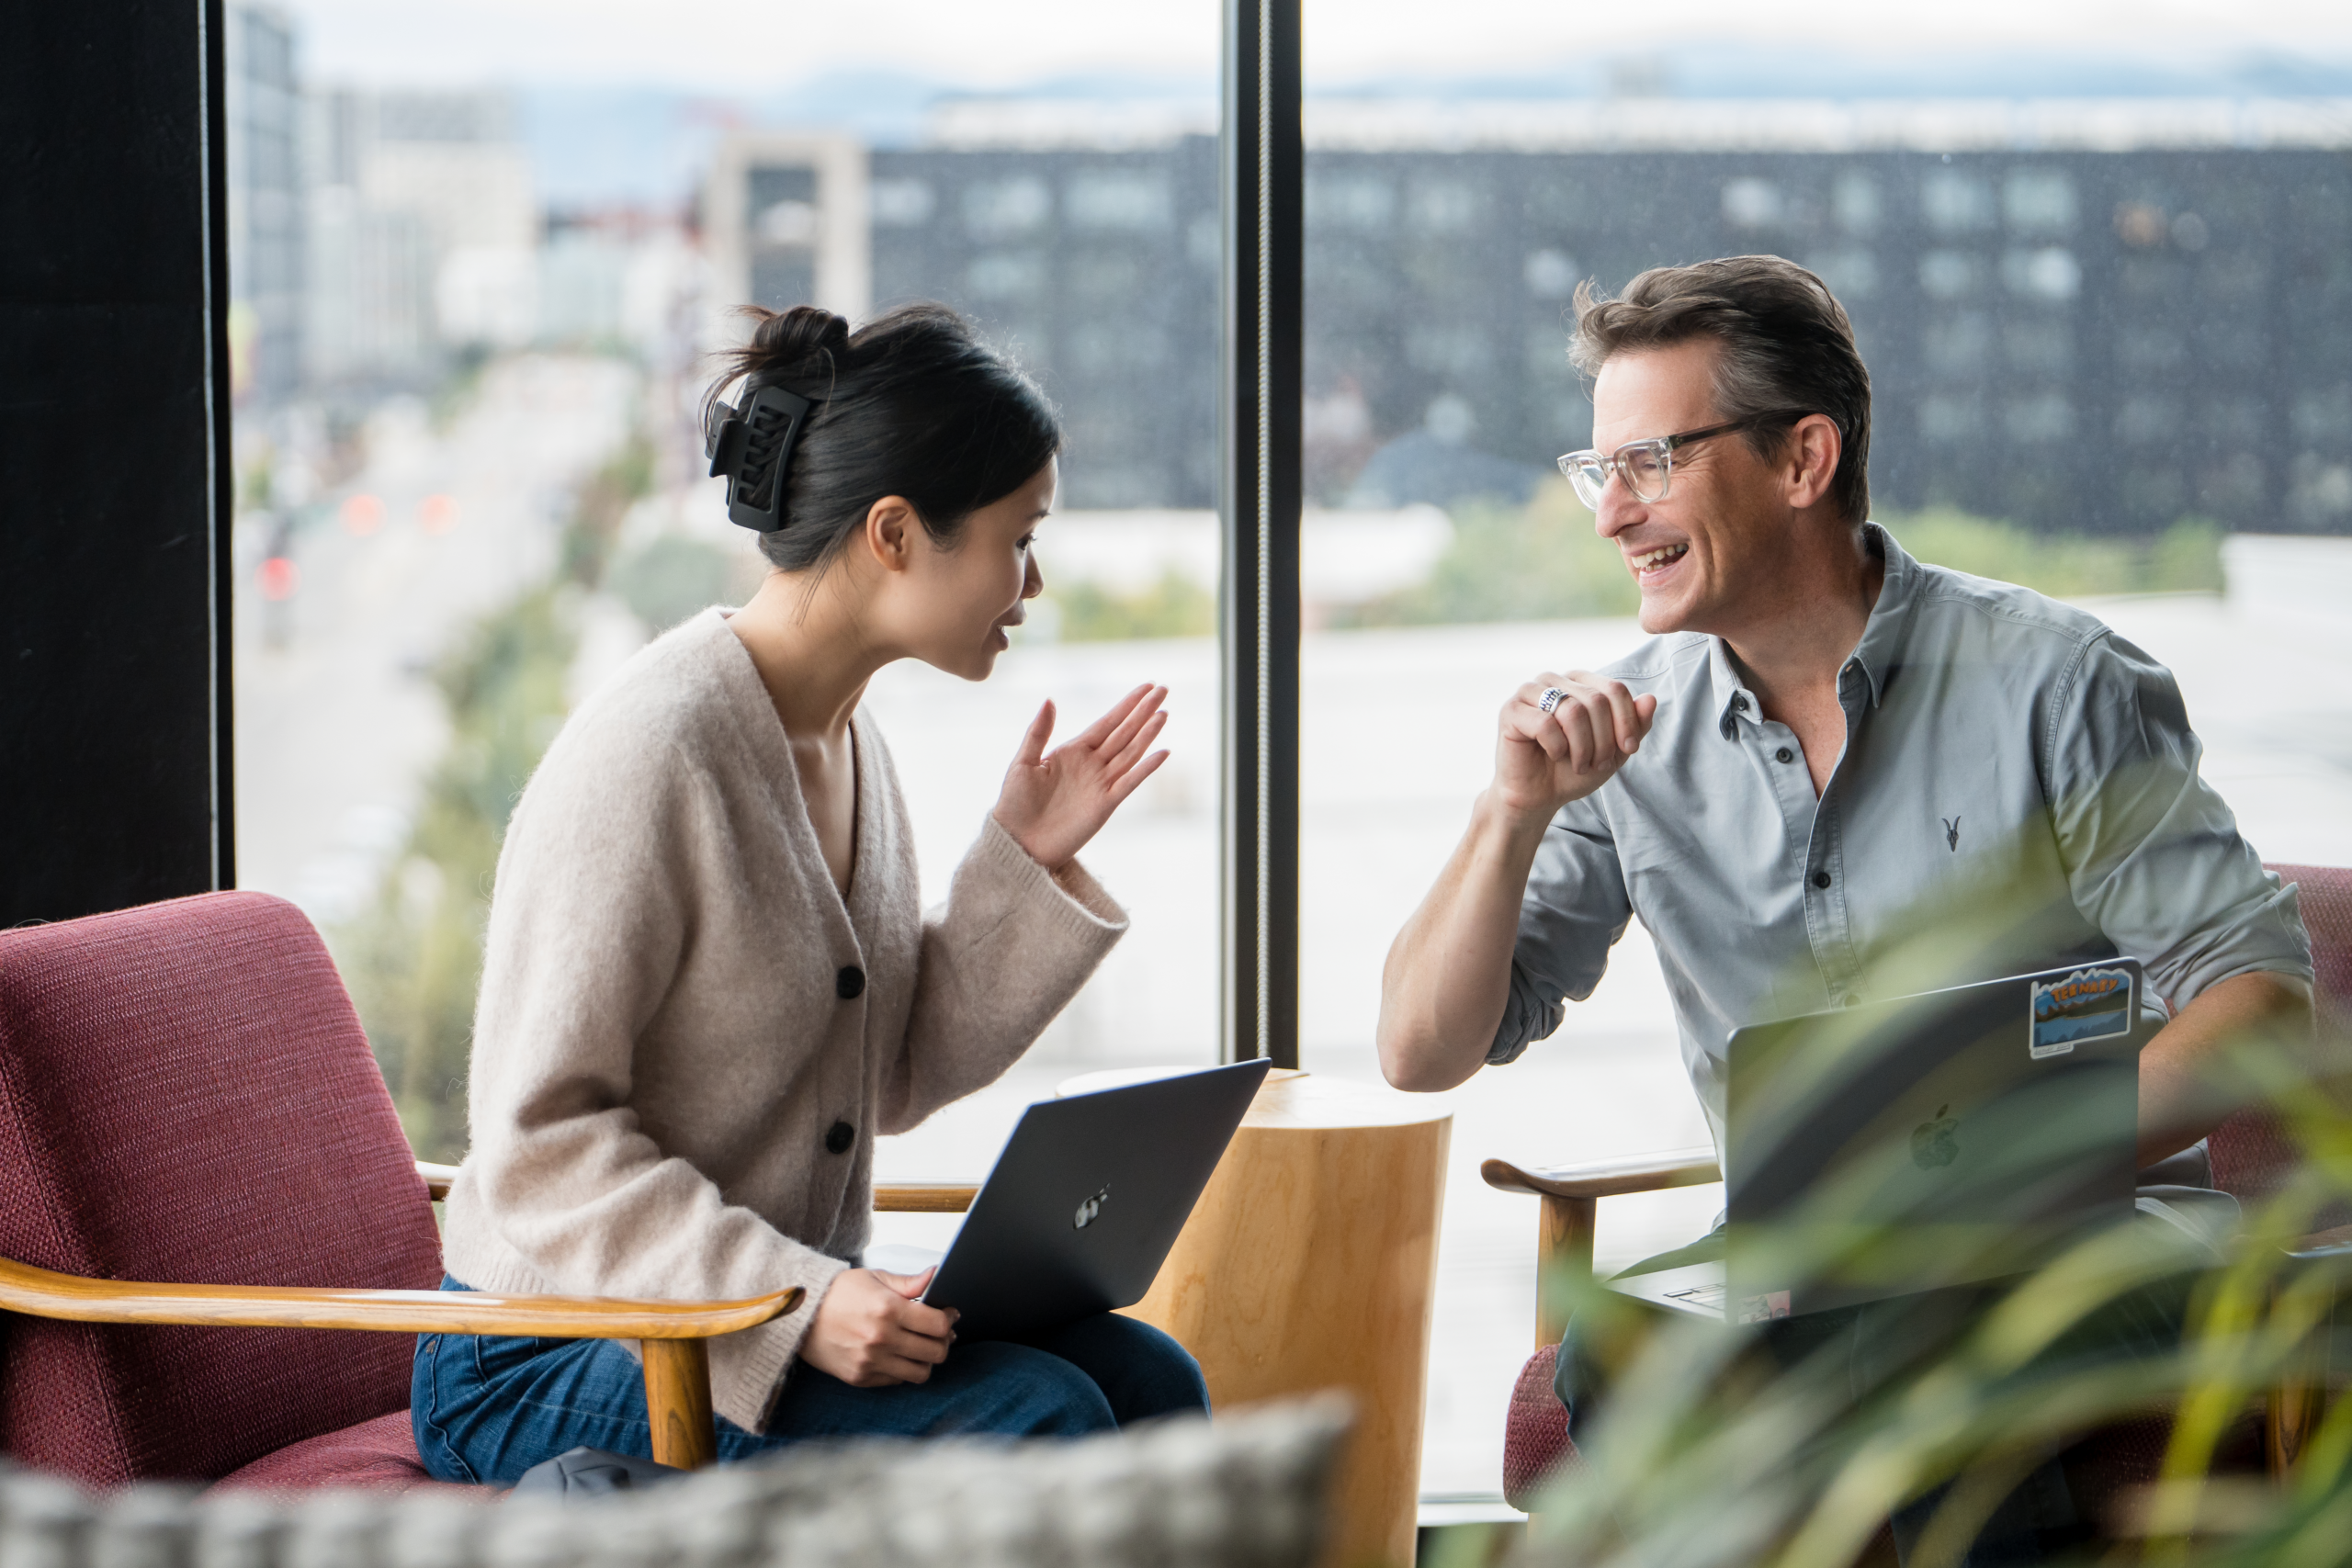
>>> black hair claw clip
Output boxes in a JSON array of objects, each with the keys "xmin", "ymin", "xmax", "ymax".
[{"xmin": 706, "ymin": 382, "xmax": 813, "ymax": 532}]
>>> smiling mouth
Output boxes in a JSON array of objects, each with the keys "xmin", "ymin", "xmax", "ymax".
[{"xmin": 1628, "ymin": 542, "xmax": 1690, "ymax": 578}]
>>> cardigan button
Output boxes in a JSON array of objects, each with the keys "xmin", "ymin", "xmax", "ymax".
[
  {"xmin": 835, "ymin": 965, "xmax": 865, "ymax": 1000},
  {"xmin": 825, "ymin": 1121, "xmax": 854, "ymax": 1156}
]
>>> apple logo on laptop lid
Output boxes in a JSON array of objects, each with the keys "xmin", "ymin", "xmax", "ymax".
[{"xmin": 1911, "ymin": 1105, "xmax": 1959, "ymax": 1169}]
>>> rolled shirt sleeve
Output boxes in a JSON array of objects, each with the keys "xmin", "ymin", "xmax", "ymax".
[
  {"xmin": 2045, "ymin": 630, "xmax": 2312, "ymax": 1008},
  {"xmin": 1491, "ymin": 795, "xmax": 1634, "ymax": 1065}
]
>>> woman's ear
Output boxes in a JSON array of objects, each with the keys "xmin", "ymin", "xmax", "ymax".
[{"xmin": 863, "ymin": 497, "xmax": 919, "ymax": 573}]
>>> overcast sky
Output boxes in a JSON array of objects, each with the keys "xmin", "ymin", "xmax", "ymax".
[{"xmin": 275, "ymin": 0, "xmax": 2352, "ymax": 92}]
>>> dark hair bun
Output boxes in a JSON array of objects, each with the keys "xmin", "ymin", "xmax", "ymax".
[
  {"xmin": 703, "ymin": 301, "xmax": 1061, "ymax": 575},
  {"xmin": 741, "ymin": 305, "xmax": 852, "ymax": 379}
]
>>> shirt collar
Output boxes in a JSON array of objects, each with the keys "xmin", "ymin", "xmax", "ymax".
[
  {"xmin": 1707, "ymin": 637, "xmax": 1755, "ymax": 740},
  {"xmin": 1708, "ymin": 522, "xmax": 1918, "ymax": 739},
  {"xmin": 1844, "ymin": 522, "xmax": 1919, "ymax": 711}
]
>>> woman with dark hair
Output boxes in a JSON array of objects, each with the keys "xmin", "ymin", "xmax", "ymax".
[{"xmin": 411, "ymin": 303, "xmax": 1204, "ymax": 1482}]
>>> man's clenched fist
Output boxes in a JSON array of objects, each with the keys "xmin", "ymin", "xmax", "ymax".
[{"xmin": 1491, "ymin": 671, "xmax": 1658, "ymax": 823}]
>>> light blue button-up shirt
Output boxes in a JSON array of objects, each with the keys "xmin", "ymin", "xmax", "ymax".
[{"xmin": 1495, "ymin": 525, "xmax": 2313, "ymax": 1151}]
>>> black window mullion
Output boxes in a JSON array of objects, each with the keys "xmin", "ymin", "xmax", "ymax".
[{"xmin": 1218, "ymin": 0, "xmax": 1303, "ymax": 1067}]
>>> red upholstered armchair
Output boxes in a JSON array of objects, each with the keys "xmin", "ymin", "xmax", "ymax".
[
  {"xmin": 1486, "ymin": 862, "xmax": 2352, "ymax": 1511},
  {"xmin": 0, "ymin": 891, "xmax": 799, "ymax": 1493}
]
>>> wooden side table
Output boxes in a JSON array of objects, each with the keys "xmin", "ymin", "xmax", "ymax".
[{"xmin": 1061, "ymin": 1068, "xmax": 1453, "ymax": 1568}]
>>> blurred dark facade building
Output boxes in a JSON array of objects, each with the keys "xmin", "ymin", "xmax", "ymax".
[
  {"xmin": 865, "ymin": 141, "xmax": 1223, "ymax": 510},
  {"xmin": 722, "ymin": 102, "xmax": 2352, "ymax": 534}
]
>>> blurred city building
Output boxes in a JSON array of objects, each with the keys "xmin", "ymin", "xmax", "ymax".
[
  {"xmin": 707, "ymin": 118, "xmax": 1217, "ymax": 511},
  {"xmin": 222, "ymin": 6, "xmax": 304, "ymax": 404},
  {"xmin": 702, "ymin": 133, "xmax": 872, "ymax": 329},
  {"xmin": 704, "ymin": 98, "xmax": 2352, "ymax": 534},
  {"xmin": 538, "ymin": 209, "xmax": 701, "ymax": 357},
  {"xmin": 228, "ymin": 6, "xmax": 704, "ymax": 396},
  {"xmin": 233, "ymin": 9, "xmax": 2352, "ymax": 540},
  {"xmin": 300, "ymin": 85, "xmax": 536, "ymax": 384},
  {"xmin": 1295, "ymin": 97, "xmax": 2352, "ymax": 536}
]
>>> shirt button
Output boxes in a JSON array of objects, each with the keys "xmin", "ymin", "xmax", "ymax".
[
  {"xmin": 1774, "ymin": 747, "xmax": 1794, "ymax": 764},
  {"xmin": 825, "ymin": 1121, "xmax": 855, "ymax": 1155},
  {"xmin": 1732, "ymin": 694, "xmax": 1750, "ymax": 712},
  {"xmin": 1812, "ymin": 871, "xmax": 1832, "ymax": 889},
  {"xmin": 1841, "ymin": 994, "xmax": 1861, "ymax": 1009},
  {"xmin": 836, "ymin": 965, "xmax": 865, "ymax": 1000}
]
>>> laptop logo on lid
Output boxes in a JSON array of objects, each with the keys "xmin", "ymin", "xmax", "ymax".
[
  {"xmin": 1911, "ymin": 1104, "xmax": 1960, "ymax": 1169},
  {"xmin": 1073, "ymin": 1186, "xmax": 1109, "ymax": 1230}
]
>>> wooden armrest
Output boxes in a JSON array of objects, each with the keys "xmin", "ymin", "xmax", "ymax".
[
  {"xmin": 0, "ymin": 1256, "xmax": 800, "ymax": 1339},
  {"xmin": 2288, "ymin": 1223, "xmax": 2352, "ymax": 1258},
  {"xmin": 1487, "ymin": 1146, "xmax": 1719, "ymax": 1350},
  {"xmin": 875, "ymin": 1183, "xmax": 978, "ymax": 1213},
  {"xmin": 420, "ymin": 1165, "xmax": 978, "ymax": 1215},
  {"xmin": 1482, "ymin": 1147, "xmax": 1721, "ymax": 1201}
]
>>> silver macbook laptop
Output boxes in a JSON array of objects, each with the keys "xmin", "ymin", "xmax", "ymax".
[
  {"xmin": 1610, "ymin": 961, "xmax": 2149, "ymax": 1325},
  {"xmin": 908, "ymin": 1058, "xmax": 1271, "ymax": 1340}
]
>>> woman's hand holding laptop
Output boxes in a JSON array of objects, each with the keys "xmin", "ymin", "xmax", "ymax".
[{"xmin": 801, "ymin": 1267, "xmax": 961, "ymax": 1387}]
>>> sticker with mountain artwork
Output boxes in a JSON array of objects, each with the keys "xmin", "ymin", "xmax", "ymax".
[{"xmin": 2028, "ymin": 965, "xmax": 2134, "ymax": 1059}]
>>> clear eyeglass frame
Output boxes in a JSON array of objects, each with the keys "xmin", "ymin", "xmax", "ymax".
[{"xmin": 1555, "ymin": 411, "xmax": 1813, "ymax": 510}]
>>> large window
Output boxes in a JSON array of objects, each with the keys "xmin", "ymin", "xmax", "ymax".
[
  {"xmin": 227, "ymin": 0, "xmax": 2352, "ymax": 1513},
  {"xmin": 225, "ymin": 10, "xmax": 1222, "ymax": 1166},
  {"xmin": 1299, "ymin": 0, "xmax": 2352, "ymax": 1505}
]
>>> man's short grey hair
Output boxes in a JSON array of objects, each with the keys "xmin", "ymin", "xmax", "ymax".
[{"xmin": 1571, "ymin": 254, "xmax": 1873, "ymax": 525}]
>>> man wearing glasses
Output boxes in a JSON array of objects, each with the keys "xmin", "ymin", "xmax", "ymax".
[{"xmin": 1375, "ymin": 255, "xmax": 2312, "ymax": 1559}]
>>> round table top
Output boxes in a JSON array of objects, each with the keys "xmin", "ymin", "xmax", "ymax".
[{"xmin": 1055, "ymin": 1066, "xmax": 1453, "ymax": 1130}]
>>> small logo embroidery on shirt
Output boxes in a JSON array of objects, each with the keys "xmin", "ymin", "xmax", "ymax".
[{"xmin": 1942, "ymin": 816, "xmax": 1962, "ymax": 852}]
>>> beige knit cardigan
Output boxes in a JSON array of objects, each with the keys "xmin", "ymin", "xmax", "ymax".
[{"xmin": 440, "ymin": 610, "xmax": 1128, "ymax": 1433}]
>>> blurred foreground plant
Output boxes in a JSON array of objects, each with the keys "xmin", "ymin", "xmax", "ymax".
[{"xmin": 1511, "ymin": 1027, "xmax": 2351, "ymax": 1568}]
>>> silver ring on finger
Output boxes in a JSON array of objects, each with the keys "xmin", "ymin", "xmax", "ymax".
[{"xmin": 1537, "ymin": 686, "xmax": 1568, "ymax": 715}]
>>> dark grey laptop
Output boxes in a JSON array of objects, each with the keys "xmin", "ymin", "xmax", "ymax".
[
  {"xmin": 917, "ymin": 1058, "xmax": 1272, "ymax": 1339},
  {"xmin": 1610, "ymin": 962, "xmax": 2149, "ymax": 1325}
]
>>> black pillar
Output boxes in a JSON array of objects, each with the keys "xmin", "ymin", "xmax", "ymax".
[
  {"xmin": 1218, "ymin": 0, "xmax": 1303, "ymax": 1066},
  {"xmin": 0, "ymin": 1, "xmax": 234, "ymax": 925}
]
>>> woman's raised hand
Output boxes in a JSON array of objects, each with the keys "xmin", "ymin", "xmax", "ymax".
[{"xmin": 991, "ymin": 683, "xmax": 1170, "ymax": 873}]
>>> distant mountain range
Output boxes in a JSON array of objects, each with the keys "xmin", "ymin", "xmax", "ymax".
[{"xmin": 525, "ymin": 45, "xmax": 2352, "ymax": 211}]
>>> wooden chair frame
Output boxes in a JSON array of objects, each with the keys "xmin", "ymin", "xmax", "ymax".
[
  {"xmin": 0, "ymin": 1161, "xmax": 989, "ymax": 1478},
  {"xmin": 3, "ymin": 1161, "xmax": 798, "ymax": 1472},
  {"xmin": 1483, "ymin": 1147, "xmax": 1720, "ymax": 1350}
]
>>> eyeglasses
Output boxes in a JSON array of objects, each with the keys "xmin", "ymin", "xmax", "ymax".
[{"xmin": 1555, "ymin": 411, "xmax": 1811, "ymax": 510}]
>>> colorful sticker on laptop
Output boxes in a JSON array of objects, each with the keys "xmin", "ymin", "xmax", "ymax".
[
  {"xmin": 2029, "ymin": 966, "xmax": 2133, "ymax": 1059},
  {"xmin": 1737, "ymin": 1291, "xmax": 1792, "ymax": 1325}
]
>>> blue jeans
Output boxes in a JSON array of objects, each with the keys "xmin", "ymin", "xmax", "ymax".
[{"xmin": 412, "ymin": 1277, "xmax": 1209, "ymax": 1484}]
